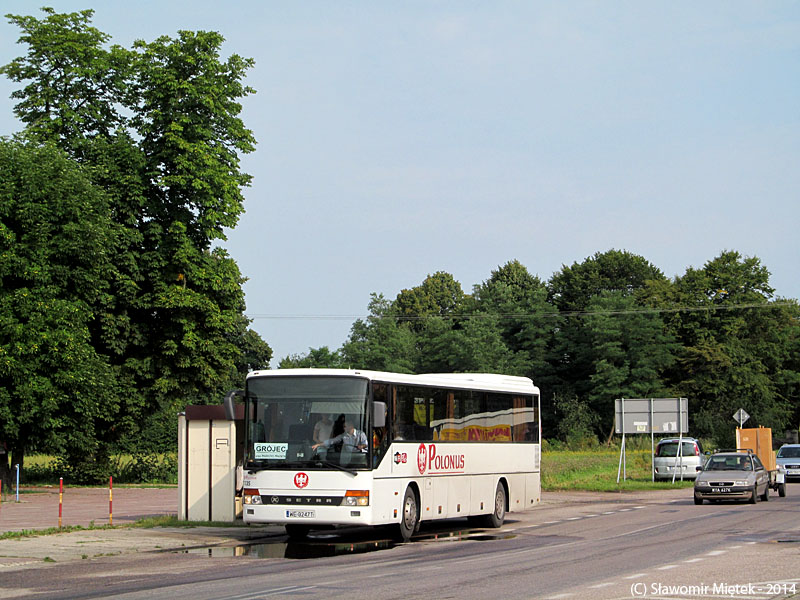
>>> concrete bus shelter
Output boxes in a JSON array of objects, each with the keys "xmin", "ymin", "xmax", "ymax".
[{"xmin": 177, "ymin": 404, "xmax": 244, "ymax": 522}]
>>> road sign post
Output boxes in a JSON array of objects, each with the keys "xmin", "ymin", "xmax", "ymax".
[{"xmin": 614, "ymin": 398, "xmax": 689, "ymax": 482}]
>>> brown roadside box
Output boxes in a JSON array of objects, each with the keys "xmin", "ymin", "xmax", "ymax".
[{"xmin": 736, "ymin": 426, "xmax": 776, "ymax": 471}]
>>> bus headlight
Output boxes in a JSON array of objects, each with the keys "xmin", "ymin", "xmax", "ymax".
[
  {"xmin": 243, "ymin": 489, "xmax": 262, "ymax": 505},
  {"xmin": 342, "ymin": 490, "xmax": 369, "ymax": 506}
]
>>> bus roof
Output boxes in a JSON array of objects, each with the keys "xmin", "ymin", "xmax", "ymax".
[{"xmin": 247, "ymin": 369, "xmax": 537, "ymax": 395}]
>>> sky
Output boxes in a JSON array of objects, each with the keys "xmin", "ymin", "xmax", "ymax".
[{"xmin": 1, "ymin": 2, "xmax": 798, "ymax": 366}]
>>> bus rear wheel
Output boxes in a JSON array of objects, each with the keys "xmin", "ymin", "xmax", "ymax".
[
  {"xmin": 479, "ymin": 482, "xmax": 506, "ymax": 528},
  {"xmin": 397, "ymin": 486, "xmax": 419, "ymax": 542}
]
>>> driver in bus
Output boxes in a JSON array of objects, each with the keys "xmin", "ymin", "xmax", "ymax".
[{"xmin": 312, "ymin": 421, "xmax": 368, "ymax": 453}]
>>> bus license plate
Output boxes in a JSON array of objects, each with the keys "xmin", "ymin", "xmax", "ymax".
[
  {"xmin": 711, "ymin": 487, "xmax": 731, "ymax": 493},
  {"xmin": 286, "ymin": 510, "xmax": 315, "ymax": 518}
]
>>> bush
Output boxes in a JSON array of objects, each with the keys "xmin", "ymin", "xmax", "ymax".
[{"xmin": 111, "ymin": 453, "xmax": 177, "ymax": 484}]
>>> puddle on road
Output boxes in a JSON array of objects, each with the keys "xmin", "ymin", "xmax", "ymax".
[{"xmin": 176, "ymin": 527, "xmax": 516, "ymax": 560}]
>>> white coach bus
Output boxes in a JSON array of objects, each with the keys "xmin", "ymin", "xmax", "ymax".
[{"xmin": 239, "ymin": 369, "xmax": 541, "ymax": 541}]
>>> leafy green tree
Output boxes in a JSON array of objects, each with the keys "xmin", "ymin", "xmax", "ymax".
[
  {"xmin": 548, "ymin": 249, "xmax": 666, "ymax": 312},
  {"xmin": 341, "ymin": 294, "xmax": 417, "ymax": 373},
  {"xmin": 583, "ymin": 291, "xmax": 678, "ymax": 437},
  {"xmin": 394, "ymin": 271, "xmax": 466, "ymax": 332},
  {"xmin": 0, "ymin": 8, "xmax": 131, "ymax": 146},
  {"xmin": 664, "ymin": 251, "xmax": 795, "ymax": 444},
  {"xmin": 547, "ymin": 250, "xmax": 668, "ymax": 440},
  {"xmin": 130, "ymin": 30, "xmax": 255, "ymax": 246},
  {"xmin": 0, "ymin": 140, "xmax": 117, "ymax": 487},
  {"xmin": 473, "ymin": 260, "xmax": 554, "ymax": 378},
  {"xmin": 1, "ymin": 8, "xmax": 270, "ymax": 479},
  {"xmin": 279, "ymin": 346, "xmax": 346, "ymax": 369},
  {"xmin": 415, "ymin": 316, "xmax": 526, "ymax": 375}
]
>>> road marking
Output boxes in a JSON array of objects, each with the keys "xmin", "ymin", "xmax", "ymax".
[
  {"xmin": 683, "ymin": 558, "xmax": 703, "ymax": 563},
  {"xmin": 566, "ymin": 517, "xmax": 582, "ymax": 521},
  {"xmin": 602, "ymin": 511, "xmax": 615, "ymax": 514},
  {"xmin": 584, "ymin": 514, "xmax": 599, "ymax": 517},
  {"xmin": 619, "ymin": 508, "xmax": 632, "ymax": 512},
  {"xmin": 545, "ymin": 593, "xmax": 574, "ymax": 599},
  {"xmin": 633, "ymin": 505, "xmax": 645, "ymax": 509},
  {"xmin": 705, "ymin": 550, "xmax": 726, "ymax": 556},
  {"xmin": 543, "ymin": 520, "xmax": 561, "ymax": 524},
  {"xmin": 657, "ymin": 564, "xmax": 678, "ymax": 570},
  {"xmin": 624, "ymin": 573, "xmax": 647, "ymax": 580},
  {"xmin": 222, "ymin": 586, "xmax": 318, "ymax": 600},
  {"xmin": 589, "ymin": 582, "xmax": 615, "ymax": 588}
]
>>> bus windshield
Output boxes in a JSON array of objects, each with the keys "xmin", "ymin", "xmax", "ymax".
[{"xmin": 245, "ymin": 376, "xmax": 370, "ymax": 470}]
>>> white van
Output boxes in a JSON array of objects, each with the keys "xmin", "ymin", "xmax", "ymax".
[{"xmin": 654, "ymin": 437, "xmax": 704, "ymax": 480}]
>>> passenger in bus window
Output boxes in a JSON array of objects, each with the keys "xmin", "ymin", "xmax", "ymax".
[
  {"xmin": 393, "ymin": 417, "xmax": 410, "ymax": 440},
  {"xmin": 313, "ymin": 414, "xmax": 333, "ymax": 444},
  {"xmin": 312, "ymin": 421, "xmax": 368, "ymax": 453}
]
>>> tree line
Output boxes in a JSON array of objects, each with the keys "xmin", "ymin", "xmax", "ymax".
[
  {"xmin": 0, "ymin": 8, "xmax": 271, "ymax": 486},
  {"xmin": 281, "ymin": 253, "xmax": 800, "ymax": 448}
]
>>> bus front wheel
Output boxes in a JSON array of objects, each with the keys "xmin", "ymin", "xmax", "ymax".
[{"xmin": 397, "ymin": 486, "xmax": 419, "ymax": 542}]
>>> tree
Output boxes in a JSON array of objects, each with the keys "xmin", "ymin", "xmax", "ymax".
[
  {"xmin": 341, "ymin": 294, "xmax": 417, "ymax": 373},
  {"xmin": 548, "ymin": 249, "xmax": 666, "ymax": 312},
  {"xmin": 279, "ymin": 347, "xmax": 345, "ymax": 369},
  {"xmin": 473, "ymin": 260, "xmax": 553, "ymax": 379},
  {"xmin": 664, "ymin": 251, "xmax": 795, "ymax": 444},
  {"xmin": 546, "ymin": 250, "xmax": 668, "ymax": 440},
  {"xmin": 130, "ymin": 30, "xmax": 255, "ymax": 247},
  {"xmin": 394, "ymin": 271, "xmax": 466, "ymax": 332},
  {"xmin": 415, "ymin": 316, "xmax": 526, "ymax": 375},
  {"xmin": 583, "ymin": 292, "xmax": 677, "ymax": 437},
  {"xmin": 0, "ymin": 8, "xmax": 131, "ymax": 146},
  {"xmin": 0, "ymin": 139, "xmax": 116, "ymax": 487},
  {"xmin": 1, "ymin": 8, "xmax": 270, "ymax": 479}
]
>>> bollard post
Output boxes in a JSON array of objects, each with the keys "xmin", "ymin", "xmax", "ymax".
[
  {"xmin": 15, "ymin": 464, "xmax": 19, "ymax": 502},
  {"xmin": 109, "ymin": 476, "xmax": 113, "ymax": 526},
  {"xmin": 59, "ymin": 477, "xmax": 63, "ymax": 528}
]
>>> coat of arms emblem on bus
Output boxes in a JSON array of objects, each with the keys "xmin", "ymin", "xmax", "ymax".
[
  {"xmin": 294, "ymin": 472, "xmax": 309, "ymax": 488},
  {"xmin": 417, "ymin": 443, "xmax": 427, "ymax": 474}
]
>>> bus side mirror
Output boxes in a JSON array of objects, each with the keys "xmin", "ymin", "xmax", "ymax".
[
  {"xmin": 373, "ymin": 401, "xmax": 386, "ymax": 428},
  {"xmin": 224, "ymin": 389, "xmax": 244, "ymax": 421}
]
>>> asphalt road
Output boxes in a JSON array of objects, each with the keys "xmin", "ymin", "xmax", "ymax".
[{"xmin": 2, "ymin": 487, "xmax": 799, "ymax": 600}]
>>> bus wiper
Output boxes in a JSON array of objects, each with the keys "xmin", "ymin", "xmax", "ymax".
[{"xmin": 314, "ymin": 459, "xmax": 357, "ymax": 476}]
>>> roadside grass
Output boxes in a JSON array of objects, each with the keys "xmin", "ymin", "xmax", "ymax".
[
  {"xmin": 542, "ymin": 449, "xmax": 695, "ymax": 491},
  {"xmin": 0, "ymin": 524, "xmax": 114, "ymax": 541},
  {"xmin": 131, "ymin": 515, "xmax": 250, "ymax": 529},
  {"xmin": 16, "ymin": 454, "xmax": 178, "ymax": 486},
  {"xmin": 0, "ymin": 516, "xmax": 256, "ymax": 541}
]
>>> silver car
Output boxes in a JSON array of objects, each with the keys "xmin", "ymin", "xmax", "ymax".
[
  {"xmin": 776, "ymin": 444, "xmax": 800, "ymax": 482},
  {"xmin": 694, "ymin": 451, "xmax": 770, "ymax": 505},
  {"xmin": 654, "ymin": 437, "xmax": 704, "ymax": 480}
]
